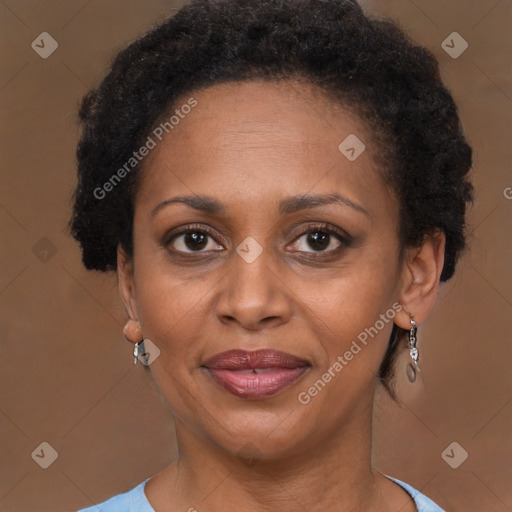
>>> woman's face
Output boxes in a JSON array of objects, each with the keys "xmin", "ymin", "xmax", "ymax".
[{"xmin": 120, "ymin": 80, "xmax": 407, "ymax": 459}]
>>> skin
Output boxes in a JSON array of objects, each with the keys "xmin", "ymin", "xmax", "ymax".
[{"xmin": 117, "ymin": 80, "xmax": 445, "ymax": 512}]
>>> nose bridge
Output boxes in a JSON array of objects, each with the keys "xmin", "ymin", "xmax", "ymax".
[
  {"xmin": 216, "ymin": 235, "xmax": 291, "ymax": 329},
  {"xmin": 234, "ymin": 236, "xmax": 273, "ymax": 295}
]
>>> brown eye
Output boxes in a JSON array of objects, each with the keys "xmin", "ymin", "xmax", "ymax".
[
  {"xmin": 167, "ymin": 226, "xmax": 224, "ymax": 254},
  {"xmin": 293, "ymin": 231, "xmax": 340, "ymax": 252},
  {"xmin": 305, "ymin": 231, "xmax": 332, "ymax": 251},
  {"xmin": 289, "ymin": 224, "xmax": 350, "ymax": 254},
  {"xmin": 181, "ymin": 232, "xmax": 208, "ymax": 251}
]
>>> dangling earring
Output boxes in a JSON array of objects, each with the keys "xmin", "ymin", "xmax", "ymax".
[
  {"xmin": 133, "ymin": 341, "xmax": 143, "ymax": 365},
  {"xmin": 122, "ymin": 319, "xmax": 143, "ymax": 365},
  {"xmin": 406, "ymin": 316, "xmax": 420, "ymax": 382}
]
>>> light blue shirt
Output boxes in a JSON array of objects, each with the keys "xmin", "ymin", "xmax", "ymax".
[{"xmin": 77, "ymin": 475, "xmax": 445, "ymax": 511}]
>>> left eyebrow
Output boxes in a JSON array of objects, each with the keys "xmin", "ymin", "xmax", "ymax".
[
  {"xmin": 278, "ymin": 193, "xmax": 370, "ymax": 217},
  {"xmin": 150, "ymin": 192, "xmax": 369, "ymax": 218}
]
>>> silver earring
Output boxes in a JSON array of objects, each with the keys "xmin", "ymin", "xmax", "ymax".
[
  {"xmin": 133, "ymin": 341, "xmax": 142, "ymax": 365},
  {"xmin": 406, "ymin": 317, "xmax": 420, "ymax": 382}
]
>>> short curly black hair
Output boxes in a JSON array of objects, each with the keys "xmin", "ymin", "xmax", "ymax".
[{"xmin": 69, "ymin": 0, "xmax": 473, "ymax": 398}]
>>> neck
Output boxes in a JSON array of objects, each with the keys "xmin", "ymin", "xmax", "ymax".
[{"xmin": 156, "ymin": 388, "xmax": 393, "ymax": 512}]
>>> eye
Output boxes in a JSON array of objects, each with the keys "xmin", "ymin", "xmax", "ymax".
[
  {"xmin": 166, "ymin": 225, "xmax": 224, "ymax": 253},
  {"xmin": 288, "ymin": 224, "xmax": 350, "ymax": 253}
]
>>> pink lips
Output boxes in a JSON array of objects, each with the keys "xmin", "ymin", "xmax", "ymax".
[{"xmin": 202, "ymin": 349, "xmax": 310, "ymax": 399}]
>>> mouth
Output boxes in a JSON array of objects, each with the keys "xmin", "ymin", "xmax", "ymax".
[{"xmin": 202, "ymin": 349, "xmax": 311, "ymax": 399}]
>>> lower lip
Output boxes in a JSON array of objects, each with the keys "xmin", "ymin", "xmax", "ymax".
[{"xmin": 205, "ymin": 367, "xmax": 309, "ymax": 399}]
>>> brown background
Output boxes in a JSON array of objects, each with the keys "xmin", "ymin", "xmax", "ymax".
[{"xmin": 0, "ymin": 0, "xmax": 511, "ymax": 511}]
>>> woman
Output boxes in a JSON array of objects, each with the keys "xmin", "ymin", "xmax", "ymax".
[{"xmin": 71, "ymin": 0, "xmax": 473, "ymax": 510}]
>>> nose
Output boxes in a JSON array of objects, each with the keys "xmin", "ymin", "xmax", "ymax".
[{"xmin": 215, "ymin": 246, "xmax": 293, "ymax": 331}]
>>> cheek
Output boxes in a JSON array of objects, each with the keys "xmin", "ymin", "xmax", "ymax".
[
  {"xmin": 293, "ymin": 280, "xmax": 397, "ymax": 417},
  {"xmin": 135, "ymin": 277, "xmax": 207, "ymax": 357},
  {"xmin": 297, "ymin": 252, "xmax": 397, "ymax": 328},
  {"xmin": 132, "ymin": 277, "xmax": 208, "ymax": 417},
  {"xmin": 304, "ymin": 280, "xmax": 395, "ymax": 377},
  {"xmin": 291, "ymin": 250, "xmax": 400, "ymax": 387}
]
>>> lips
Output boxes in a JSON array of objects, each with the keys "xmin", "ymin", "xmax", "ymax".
[{"xmin": 202, "ymin": 349, "xmax": 310, "ymax": 399}]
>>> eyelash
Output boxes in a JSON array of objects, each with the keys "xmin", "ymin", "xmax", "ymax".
[{"xmin": 165, "ymin": 222, "xmax": 352, "ymax": 257}]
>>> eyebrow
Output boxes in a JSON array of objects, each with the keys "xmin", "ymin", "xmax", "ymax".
[{"xmin": 151, "ymin": 192, "xmax": 370, "ymax": 218}]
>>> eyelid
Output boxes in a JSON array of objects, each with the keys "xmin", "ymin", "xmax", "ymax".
[{"xmin": 287, "ymin": 220, "xmax": 352, "ymax": 241}]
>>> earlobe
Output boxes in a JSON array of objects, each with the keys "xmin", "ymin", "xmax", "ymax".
[
  {"xmin": 394, "ymin": 230, "xmax": 446, "ymax": 329},
  {"xmin": 123, "ymin": 319, "xmax": 143, "ymax": 344}
]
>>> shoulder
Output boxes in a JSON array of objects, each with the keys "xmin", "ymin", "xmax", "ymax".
[
  {"xmin": 76, "ymin": 479, "xmax": 154, "ymax": 512},
  {"xmin": 388, "ymin": 476, "xmax": 446, "ymax": 512}
]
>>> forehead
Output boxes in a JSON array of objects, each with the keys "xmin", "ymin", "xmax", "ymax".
[
  {"xmin": 135, "ymin": 80, "xmax": 391, "ymax": 217},
  {"xmin": 164, "ymin": 80, "xmax": 367, "ymax": 150}
]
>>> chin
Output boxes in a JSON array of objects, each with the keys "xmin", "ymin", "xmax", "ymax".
[{"xmin": 204, "ymin": 407, "xmax": 322, "ymax": 461}]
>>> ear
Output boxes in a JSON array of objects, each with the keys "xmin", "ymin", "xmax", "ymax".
[
  {"xmin": 394, "ymin": 230, "xmax": 446, "ymax": 329},
  {"xmin": 117, "ymin": 245, "xmax": 139, "ymax": 321}
]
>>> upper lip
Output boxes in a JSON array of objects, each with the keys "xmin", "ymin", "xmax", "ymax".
[{"xmin": 202, "ymin": 349, "xmax": 310, "ymax": 370}]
